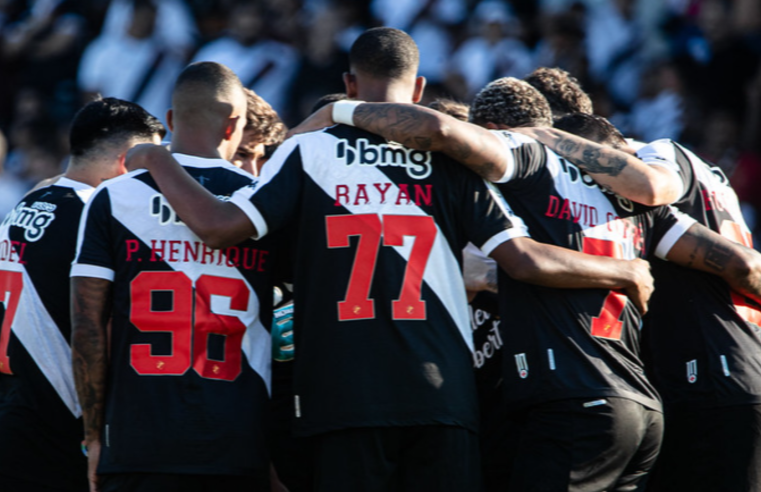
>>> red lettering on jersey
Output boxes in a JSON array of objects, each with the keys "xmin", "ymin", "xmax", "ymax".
[
  {"xmin": 719, "ymin": 220, "xmax": 760, "ymax": 325},
  {"xmin": 570, "ymin": 202, "xmax": 584, "ymax": 223},
  {"xmin": 558, "ymin": 199, "xmax": 571, "ymax": 220},
  {"xmin": 126, "ymin": 240, "xmax": 140, "ymax": 261},
  {"xmin": 184, "ymin": 242, "xmax": 199, "ymax": 262},
  {"xmin": 150, "ymin": 240, "xmax": 165, "ymax": 261},
  {"xmin": 334, "ymin": 185, "xmax": 350, "ymax": 206},
  {"xmin": 354, "ymin": 184, "xmax": 369, "ymax": 205},
  {"xmin": 242, "ymin": 248, "xmax": 258, "ymax": 270},
  {"xmin": 0, "ymin": 241, "xmax": 24, "ymax": 264},
  {"xmin": 414, "ymin": 184, "xmax": 433, "ymax": 206},
  {"xmin": 257, "ymin": 250, "xmax": 268, "ymax": 272},
  {"xmin": 168, "ymin": 240, "xmax": 181, "ymax": 262},
  {"xmin": 396, "ymin": 184, "xmax": 411, "ymax": 205},
  {"xmin": 546, "ymin": 195, "xmax": 559, "ymax": 217},
  {"xmin": 374, "ymin": 183, "xmax": 391, "ymax": 203},
  {"xmin": 201, "ymin": 244, "xmax": 215, "ymax": 264},
  {"xmin": 225, "ymin": 247, "xmax": 240, "ymax": 267}
]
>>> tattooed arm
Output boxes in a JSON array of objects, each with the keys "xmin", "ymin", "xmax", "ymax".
[
  {"xmin": 289, "ymin": 102, "xmax": 510, "ymax": 181},
  {"xmin": 513, "ymin": 127, "xmax": 682, "ymax": 206},
  {"xmin": 71, "ymin": 276, "xmax": 112, "ymax": 492},
  {"xmin": 667, "ymin": 223, "xmax": 761, "ymax": 303}
]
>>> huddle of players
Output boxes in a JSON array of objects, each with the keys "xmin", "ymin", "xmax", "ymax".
[{"xmin": 0, "ymin": 26, "xmax": 760, "ymax": 492}]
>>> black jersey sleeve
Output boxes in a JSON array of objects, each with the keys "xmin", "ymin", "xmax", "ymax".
[
  {"xmin": 650, "ymin": 205, "xmax": 697, "ymax": 259},
  {"xmin": 489, "ymin": 130, "xmax": 547, "ymax": 184},
  {"xmin": 229, "ymin": 137, "xmax": 303, "ymax": 239},
  {"xmin": 71, "ymin": 187, "xmax": 115, "ymax": 280}
]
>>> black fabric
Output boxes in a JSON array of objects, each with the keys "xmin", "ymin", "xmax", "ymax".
[
  {"xmin": 312, "ymin": 425, "xmax": 482, "ymax": 492},
  {"xmin": 484, "ymin": 397, "xmax": 663, "ymax": 492},
  {"xmin": 646, "ymin": 404, "xmax": 761, "ymax": 492},
  {"xmin": 98, "ymin": 471, "xmax": 270, "ymax": 492}
]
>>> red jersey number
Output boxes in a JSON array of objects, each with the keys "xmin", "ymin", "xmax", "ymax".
[
  {"xmin": 130, "ymin": 271, "xmax": 249, "ymax": 380},
  {"xmin": 326, "ymin": 214, "xmax": 436, "ymax": 322},
  {"xmin": 582, "ymin": 237, "xmax": 627, "ymax": 341},
  {"xmin": 0, "ymin": 270, "xmax": 23, "ymax": 375},
  {"xmin": 719, "ymin": 220, "xmax": 761, "ymax": 326}
]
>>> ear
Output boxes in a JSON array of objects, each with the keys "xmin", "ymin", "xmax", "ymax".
[
  {"xmin": 412, "ymin": 76, "xmax": 426, "ymax": 103},
  {"xmin": 166, "ymin": 109, "xmax": 174, "ymax": 132},
  {"xmin": 343, "ymin": 72, "xmax": 358, "ymax": 99},
  {"xmin": 223, "ymin": 116, "xmax": 240, "ymax": 141}
]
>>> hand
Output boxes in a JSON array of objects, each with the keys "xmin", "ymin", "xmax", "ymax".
[
  {"xmin": 286, "ymin": 103, "xmax": 335, "ymax": 138},
  {"xmin": 124, "ymin": 143, "xmax": 170, "ymax": 172},
  {"xmin": 85, "ymin": 439, "xmax": 102, "ymax": 492},
  {"xmin": 622, "ymin": 258, "xmax": 654, "ymax": 315}
]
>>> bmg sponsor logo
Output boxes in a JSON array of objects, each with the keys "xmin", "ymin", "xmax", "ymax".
[
  {"xmin": 336, "ymin": 139, "xmax": 432, "ymax": 180},
  {"xmin": 2, "ymin": 201, "xmax": 56, "ymax": 241}
]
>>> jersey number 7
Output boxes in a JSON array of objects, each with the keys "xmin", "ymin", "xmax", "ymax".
[
  {"xmin": 0, "ymin": 270, "xmax": 23, "ymax": 375},
  {"xmin": 582, "ymin": 237, "xmax": 627, "ymax": 341},
  {"xmin": 327, "ymin": 214, "xmax": 436, "ymax": 322}
]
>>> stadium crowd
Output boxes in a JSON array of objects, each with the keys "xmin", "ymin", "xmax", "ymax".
[
  {"xmin": 1, "ymin": 0, "xmax": 760, "ymax": 232},
  {"xmin": 2, "ymin": 1, "xmax": 761, "ymax": 491}
]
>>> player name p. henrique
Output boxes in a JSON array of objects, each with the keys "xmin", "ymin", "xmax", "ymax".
[{"xmin": 123, "ymin": 238, "xmax": 269, "ymax": 271}]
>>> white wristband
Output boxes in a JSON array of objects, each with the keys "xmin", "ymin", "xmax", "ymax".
[{"xmin": 332, "ymin": 100, "xmax": 364, "ymax": 126}]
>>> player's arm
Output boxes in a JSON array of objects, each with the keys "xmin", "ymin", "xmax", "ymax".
[
  {"xmin": 71, "ymin": 276, "xmax": 112, "ymax": 492},
  {"xmin": 489, "ymin": 237, "xmax": 654, "ymax": 314},
  {"xmin": 513, "ymin": 127, "xmax": 682, "ymax": 206},
  {"xmin": 126, "ymin": 144, "xmax": 255, "ymax": 248},
  {"xmin": 666, "ymin": 223, "xmax": 761, "ymax": 304},
  {"xmin": 289, "ymin": 101, "xmax": 510, "ymax": 182}
]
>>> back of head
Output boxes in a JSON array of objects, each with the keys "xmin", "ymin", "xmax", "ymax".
[
  {"xmin": 172, "ymin": 62, "xmax": 247, "ymax": 133},
  {"xmin": 311, "ymin": 93, "xmax": 347, "ymax": 114},
  {"xmin": 524, "ymin": 67, "xmax": 593, "ymax": 117},
  {"xmin": 243, "ymin": 88, "xmax": 286, "ymax": 146},
  {"xmin": 554, "ymin": 113, "xmax": 627, "ymax": 150},
  {"xmin": 349, "ymin": 27, "xmax": 419, "ymax": 80},
  {"xmin": 69, "ymin": 97, "xmax": 165, "ymax": 159},
  {"xmin": 470, "ymin": 77, "xmax": 553, "ymax": 128},
  {"xmin": 428, "ymin": 98, "xmax": 469, "ymax": 122}
]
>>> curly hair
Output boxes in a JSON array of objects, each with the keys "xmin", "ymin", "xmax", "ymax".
[
  {"xmin": 244, "ymin": 88, "xmax": 286, "ymax": 146},
  {"xmin": 470, "ymin": 77, "xmax": 553, "ymax": 128},
  {"xmin": 524, "ymin": 67, "xmax": 593, "ymax": 117}
]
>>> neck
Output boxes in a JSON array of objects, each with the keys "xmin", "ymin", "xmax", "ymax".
[
  {"xmin": 64, "ymin": 159, "xmax": 118, "ymax": 188},
  {"xmin": 170, "ymin": 130, "xmax": 227, "ymax": 160},
  {"xmin": 355, "ymin": 76, "xmax": 417, "ymax": 104}
]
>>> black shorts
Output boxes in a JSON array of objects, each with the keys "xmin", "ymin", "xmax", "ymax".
[
  {"xmin": 312, "ymin": 425, "xmax": 481, "ymax": 492},
  {"xmin": 98, "ymin": 471, "xmax": 270, "ymax": 492},
  {"xmin": 483, "ymin": 397, "xmax": 663, "ymax": 492},
  {"xmin": 647, "ymin": 404, "xmax": 761, "ymax": 492}
]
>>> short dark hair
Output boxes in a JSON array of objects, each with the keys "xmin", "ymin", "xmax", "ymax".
[
  {"xmin": 524, "ymin": 67, "xmax": 593, "ymax": 117},
  {"xmin": 428, "ymin": 98, "xmax": 469, "ymax": 121},
  {"xmin": 311, "ymin": 93, "xmax": 347, "ymax": 114},
  {"xmin": 554, "ymin": 113, "xmax": 627, "ymax": 150},
  {"xmin": 470, "ymin": 77, "xmax": 553, "ymax": 128},
  {"xmin": 69, "ymin": 97, "xmax": 165, "ymax": 157},
  {"xmin": 349, "ymin": 27, "xmax": 419, "ymax": 80}
]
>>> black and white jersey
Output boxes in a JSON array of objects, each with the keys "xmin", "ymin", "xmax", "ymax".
[
  {"xmin": 638, "ymin": 140, "xmax": 761, "ymax": 410},
  {"xmin": 0, "ymin": 178, "xmax": 90, "ymax": 491},
  {"xmin": 229, "ymin": 125, "xmax": 527, "ymax": 436},
  {"xmin": 71, "ymin": 154, "xmax": 275, "ymax": 476},
  {"xmin": 491, "ymin": 131, "xmax": 695, "ymax": 412}
]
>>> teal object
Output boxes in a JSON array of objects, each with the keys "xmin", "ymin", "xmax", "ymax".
[{"xmin": 272, "ymin": 302, "xmax": 294, "ymax": 362}]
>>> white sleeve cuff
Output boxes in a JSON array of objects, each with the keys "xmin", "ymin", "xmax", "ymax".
[
  {"xmin": 655, "ymin": 213, "xmax": 697, "ymax": 259},
  {"xmin": 481, "ymin": 227, "xmax": 529, "ymax": 256},
  {"xmin": 70, "ymin": 264, "xmax": 115, "ymax": 281},
  {"xmin": 229, "ymin": 193, "xmax": 269, "ymax": 240}
]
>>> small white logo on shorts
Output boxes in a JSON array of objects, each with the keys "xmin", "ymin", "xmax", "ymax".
[
  {"xmin": 515, "ymin": 353, "xmax": 529, "ymax": 379},
  {"xmin": 687, "ymin": 359, "xmax": 698, "ymax": 384}
]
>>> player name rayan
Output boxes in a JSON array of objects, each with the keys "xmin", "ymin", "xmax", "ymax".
[{"xmin": 336, "ymin": 139, "xmax": 432, "ymax": 179}]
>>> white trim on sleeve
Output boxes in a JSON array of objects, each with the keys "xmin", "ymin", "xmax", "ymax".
[
  {"xmin": 229, "ymin": 193, "xmax": 269, "ymax": 240},
  {"xmin": 655, "ymin": 213, "xmax": 697, "ymax": 260},
  {"xmin": 70, "ymin": 264, "xmax": 115, "ymax": 281},
  {"xmin": 481, "ymin": 228, "xmax": 529, "ymax": 256}
]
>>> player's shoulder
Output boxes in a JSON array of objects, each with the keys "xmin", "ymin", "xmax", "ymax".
[{"xmin": 26, "ymin": 177, "xmax": 94, "ymax": 206}]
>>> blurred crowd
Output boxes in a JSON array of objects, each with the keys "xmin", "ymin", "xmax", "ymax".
[{"xmin": 1, "ymin": 0, "xmax": 760, "ymax": 237}]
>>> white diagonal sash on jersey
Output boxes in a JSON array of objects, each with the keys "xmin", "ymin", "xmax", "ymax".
[
  {"xmin": 301, "ymin": 137, "xmax": 473, "ymax": 351},
  {"xmin": 106, "ymin": 178, "xmax": 271, "ymax": 393},
  {"xmin": 0, "ymin": 244, "xmax": 82, "ymax": 417}
]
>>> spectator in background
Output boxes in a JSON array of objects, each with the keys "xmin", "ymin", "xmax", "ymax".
[
  {"xmin": 192, "ymin": 1, "xmax": 299, "ymax": 120},
  {"xmin": 77, "ymin": 0, "xmax": 184, "ymax": 124},
  {"xmin": 0, "ymin": 130, "xmax": 25, "ymax": 219},
  {"xmin": 626, "ymin": 62, "xmax": 684, "ymax": 142},
  {"xmin": 449, "ymin": 0, "xmax": 534, "ymax": 98}
]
